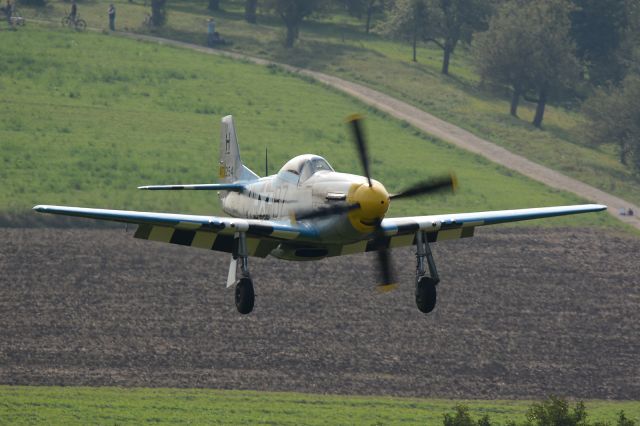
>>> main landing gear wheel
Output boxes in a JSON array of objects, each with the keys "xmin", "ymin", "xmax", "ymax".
[
  {"xmin": 235, "ymin": 277, "xmax": 254, "ymax": 314},
  {"xmin": 415, "ymin": 276, "xmax": 437, "ymax": 313}
]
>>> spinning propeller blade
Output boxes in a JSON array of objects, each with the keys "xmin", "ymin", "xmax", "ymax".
[
  {"xmin": 372, "ymin": 220, "xmax": 396, "ymax": 291},
  {"xmin": 295, "ymin": 202, "xmax": 361, "ymax": 220},
  {"xmin": 389, "ymin": 173, "xmax": 458, "ymax": 200},
  {"xmin": 348, "ymin": 114, "xmax": 373, "ymax": 187}
]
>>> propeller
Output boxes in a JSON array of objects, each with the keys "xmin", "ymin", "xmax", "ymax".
[
  {"xmin": 389, "ymin": 174, "xmax": 458, "ymax": 200},
  {"xmin": 348, "ymin": 114, "xmax": 373, "ymax": 187},
  {"xmin": 351, "ymin": 115, "xmax": 458, "ymax": 291},
  {"xmin": 297, "ymin": 115, "xmax": 458, "ymax": 292},
  {"xmin": 294, "ymin": 202, "xmax": 361, "ymax": 221}
]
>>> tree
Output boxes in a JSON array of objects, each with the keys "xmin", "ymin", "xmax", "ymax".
[
  {"xmin": 426, "ymin": 0, "xmax": 491, "ymax": 75},
  {"xmin": 264, "ymin": 0, "xmax": 323, "ymax": 48},
  {"xmin": 569, "ymin": 0, "xmax": 628, "ymax": 85},
  {"xmin": 245, "ymin": 0, "xmax": 258, "ymax": 24},
  {"xmin": 343, "ymin": 0, "xmax": 386, "ymax": 33},
  {"xmin": 151, "ymin": 0, "xmax": 167, "ymax": 27},
  {"xmin": 474, "ymin": 0, "xmax": 580, "ymax": 127},
  {"xmin": 583, "ymin": 73, "xmax": 640, "ymax": 171},
  {"xmin": 208, "ymin": 0, "xmax": 220, "ymax": 11},
  {"xmin": 379, "ymin": 0, "xmax": 431, "ymax": 62},
  {"xmin": 616, "ymin": 0, "xmax": 640, "ymax": 77}
]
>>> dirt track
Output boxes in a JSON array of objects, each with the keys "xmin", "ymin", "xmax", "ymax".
[{"xmin": 1, "ymin": 227, "xmax": 638, "ymax": 399}]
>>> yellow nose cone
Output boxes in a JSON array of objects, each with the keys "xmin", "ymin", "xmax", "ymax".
[{"xmin": 348, "ymin": 182, "xmax": 390, "ymax": 232}]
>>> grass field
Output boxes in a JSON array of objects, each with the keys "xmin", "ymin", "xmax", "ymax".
[
  {"xmin": 1, "ymin": 386, "xmax": 638, "ymax": 425},
  {"xmin": 0, "ymin": 27, "xmax": 618, "ymax": 229},
  {"xmin": 16, "ymin": 0, "xmax": 640, "ymax": 210}
]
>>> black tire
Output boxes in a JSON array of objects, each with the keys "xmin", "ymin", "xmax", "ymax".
[
  {"xmin": 235, "ymin": 277, "xmax": 255, "ymax": 314},
  {"xmin": 61, "ymin": 16, "xmax": 71, "ymax": 27},
  {"xmin": 75, "ymin": 19, "xmax": 86, "ymax": 31},
  {"xmin": 415, "ymin": 276, "xmax": 437, "ymax": 313}
]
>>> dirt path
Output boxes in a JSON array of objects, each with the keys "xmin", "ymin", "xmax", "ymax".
[{"xmin": 118, "ymin": 32, "xmax": 640, "ymax": 230}]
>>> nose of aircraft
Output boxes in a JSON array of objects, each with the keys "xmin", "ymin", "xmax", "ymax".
[{"xmin": 349, "ymin": 181, "xmax": 390, "ymax": 230}]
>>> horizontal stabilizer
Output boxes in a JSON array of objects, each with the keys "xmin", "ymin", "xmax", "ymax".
[{"xmin": 138, "ymin": 183, "xmax": 245, "ymax": 191}]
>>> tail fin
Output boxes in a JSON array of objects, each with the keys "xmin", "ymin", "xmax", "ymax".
[{"xmin": 219, "ymin": 115, "xmax": 259, "ymax": 183}]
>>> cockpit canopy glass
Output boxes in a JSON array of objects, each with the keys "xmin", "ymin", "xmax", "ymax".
[{"xmin": 279, "ymin": 155, "xmax": 334, "ymax": 183}]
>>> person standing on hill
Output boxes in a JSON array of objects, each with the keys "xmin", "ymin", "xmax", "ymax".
[
  {"xmin": 70, "ymin": 0, "xmax": 77, "ymax": 23},
  {"xmin": 3, "ymin": 0, "xmax": 13, "ymax": 29},
  {"xmin": 108, "ymin": 3, "xmax": 116, "ymax": 31},
  {"xmin": 207, "ymin": 17, "xmax": 216, "ymax": 46}
]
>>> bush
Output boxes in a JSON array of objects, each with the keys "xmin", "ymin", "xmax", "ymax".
[
  {"xmin": 443, "ymin": 405, "xmax": 493, "ymax": 426},
  {"xmin": 440, "ymin": 397, "xmax": 637, "ymax": 426},
  {"xmin": 524, "ymin": 396, "xmax": 588, "ymax": 426}
]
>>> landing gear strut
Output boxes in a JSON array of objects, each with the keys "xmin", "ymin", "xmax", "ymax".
[
  {"xmin": 415, "ymin": 231, "xmax": 439, "ymax": 313},
  {"xmin": 232, "ymin": 232, "xmax": 254, "ymax": 314}
]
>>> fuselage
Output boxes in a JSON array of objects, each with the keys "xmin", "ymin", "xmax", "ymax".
[{"xmin": 220, "ymin": 154, "xmax": 391, "ymax": 244}]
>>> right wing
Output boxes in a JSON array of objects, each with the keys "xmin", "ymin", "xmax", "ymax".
[
  {"xmin": 380, "ymin": 204, "xmax": 607, "ymax": 245},
  {"xmin": 33, "ymin": 205, "xmax": 315, "ymax": 258}
]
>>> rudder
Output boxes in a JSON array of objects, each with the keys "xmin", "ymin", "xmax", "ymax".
[{"xmin": 219, "ymin": 115, "xmax": 258, "ymax": 183}]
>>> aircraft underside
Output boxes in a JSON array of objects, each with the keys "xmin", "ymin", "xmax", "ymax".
[{"xmin": 230, "ymin": 231, "xmax": 440, "ymax": 315}]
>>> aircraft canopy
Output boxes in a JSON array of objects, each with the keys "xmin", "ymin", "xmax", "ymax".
[{"xmin": 279, "ymin": 155, "xmax": 334, "ymax": 182}]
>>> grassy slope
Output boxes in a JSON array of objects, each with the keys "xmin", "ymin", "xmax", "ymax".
[
  {"xmin": 1, "ymin": 386, "xmax": 638, "ymax": 425},
  {"xmin": 21, "ymin": 0, "xmax": 639, "ymax": 209},
  {"xmin": 0, "ymin": 28, "xmax": 618, "ymax": 229}
]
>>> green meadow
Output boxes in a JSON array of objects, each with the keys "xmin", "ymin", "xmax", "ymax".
[
  {"xmin": 17, "ymin": 0, "xmax": 640, "ymax": 209},
  {"xmin": 0, "ymin": 28, "xmax": 618, "ymax": 229},
  {"xmin": 1, "ymin": 386, "xmax": 638, "ymax": 425}
]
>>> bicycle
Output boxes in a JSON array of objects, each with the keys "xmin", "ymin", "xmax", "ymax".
[
  {"xmin": 9, "ymin": 8, "xmax": 25, "ymax": 26},
  {"xmin": 61, "ymin": 12, "xmax": 86, "ymax": 31}
]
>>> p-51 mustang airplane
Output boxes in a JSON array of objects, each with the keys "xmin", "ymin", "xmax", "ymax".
[{"xmin": 35, "ymin": 115, "xmax": 606, "ymax": 315}]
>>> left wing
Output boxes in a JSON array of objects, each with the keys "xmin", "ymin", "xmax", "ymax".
[
  {"xmin": 379, "ymin": 204, "xmax": 607, "ymax": 246},
  {"xmin": 33, "ymin": 205, "xmax": 315, "ymax": 258}
]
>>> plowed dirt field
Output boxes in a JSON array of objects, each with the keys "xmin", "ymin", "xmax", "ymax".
[{"xmin": 1, "ymin": 227, "xmax": 638, "ymax": 399}]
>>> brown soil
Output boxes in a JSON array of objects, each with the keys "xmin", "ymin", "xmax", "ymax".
[{"xmin": 0, "ymin": 227, "xmax": 638, "ymax": 399}]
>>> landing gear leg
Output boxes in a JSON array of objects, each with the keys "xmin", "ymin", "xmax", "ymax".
[
  {"xmin": 234, "ymin": 232, "xmax": 254, "ymax": 314},
  {"xmin": 415, "ymin": 231, "xmax": 439, "ymax": 313}
]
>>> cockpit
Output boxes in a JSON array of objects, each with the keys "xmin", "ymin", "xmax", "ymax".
[{"xmin": 278, "ymin": 155, "xmax": 334, "ymax": 184}]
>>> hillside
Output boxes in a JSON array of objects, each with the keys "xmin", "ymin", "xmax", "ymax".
[
  {"xmin": 0, "ymin": 28, "xmax": 616, "ymax": 229},
  {"xmin": 18, "ymin": 0, "xmax": 640, "ymax": 210}
]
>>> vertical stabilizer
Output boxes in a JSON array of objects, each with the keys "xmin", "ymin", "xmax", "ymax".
[{"xmin": 219, "ymin": 115, "xmax": 259, "ymax": 183}]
